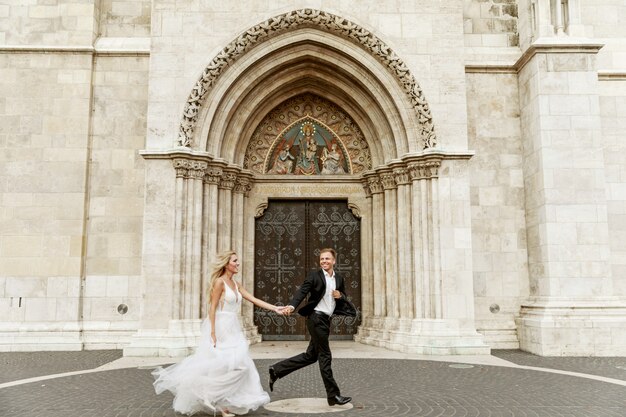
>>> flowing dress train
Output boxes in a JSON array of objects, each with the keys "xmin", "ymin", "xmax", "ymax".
[{"xmin": 153, "ymin": 282, "xmax": 269, "ymax": 415}]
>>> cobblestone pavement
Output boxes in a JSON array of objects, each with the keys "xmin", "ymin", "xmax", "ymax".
[
  {"xmin": 492, "ymin": 349, "xmax": 626, "ymax": 381},
  {"xmin": 0, "ymin": 350, "xmax": 123, "ymax": 384},
  {"xmin": 1, "ymin": 351, "xmax": 625, "ymax": 417}
]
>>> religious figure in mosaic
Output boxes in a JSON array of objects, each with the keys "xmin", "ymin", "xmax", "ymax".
[
  {"xmin": 269, "ymin": 144, "xmax": 295, "ymax": 174},
  {"xmin": 294, "ymin": 122, "xmax": 320, "ymax": 175},
  {"xmin": 321, "ymin": 143, "xmax": 346, "ymax": 174},
  {"xmin": 265, "ymin": 117, "xmax": 351, "ymax": 175}
]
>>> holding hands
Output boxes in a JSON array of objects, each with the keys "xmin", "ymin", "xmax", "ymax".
[{"xmin": 274, "ymin": 305, "xmax": 295, "ymax": 316}]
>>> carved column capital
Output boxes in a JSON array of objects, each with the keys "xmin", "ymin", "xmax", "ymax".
[
  {"xmin": 188, "ymin": 161, "xmax": 208, "ymax": 180},
  {"xmin": 233, "ymin": 176, "xmax": 250, "ymax": 194},
  {"xmin": 393, "ymin": 167, "xmax": 410, "ymax": 185},
  {"xmin": 380, "ymin": 172, "xmax": 397, "ymax": 190},
  {"xmin": 219, "ymin": 172, "xmax": 237, "ymax": 190},
  {"xmin": 367, "ymin": 176, "xmax": 383, "ymax": 194},
  {"xmin": 173, "ymin": 158, "xmax": 190, "ymax": 178},
  {"xmin": 204, "ymin": 166, "xmax": 223, "ymax": 184}
]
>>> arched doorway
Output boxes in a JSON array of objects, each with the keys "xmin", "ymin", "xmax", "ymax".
[{"xmin": 253, "ymin": 199, "xmax": 361, "ymax": 340}]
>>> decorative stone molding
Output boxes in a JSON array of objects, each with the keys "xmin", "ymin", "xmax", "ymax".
[
  {"xmin": 361, "ymin": 178, "xmax": 372, "ymax": 198},
  {"xmin": 173, "ymin": 158, "xmax": 189, "ymax": 178},
  {"xmin": 234, "ymin": 176, "xmax": 252, "ymax": 195},
  {"xmin": 188, "ymin": 161, "xmax": 208, "ymax": 180},
  {"xmin": 219, "ymin": 172, "xmax": 237, "ymax": 190},
  {"xmin": 255, "ymin": 202, "xmax": 268, "ymax": 218},
  {"xmin": 177, "ymin": 9, "xmax": 437, "ymax": 149},
  {"xmin": 172, "ymin": 159, "xmax": 208, "ymax": 179},
  {"xmin": 204, "ymin": 166, "xmax": 223, "ymax": 184},
  {"xmin": 347, "ymin": 203, "xmax": 361, "ymax": 219},
  {"xmin": 393, "ymin": 167, "xmax": 410, "ymax": 185},
  {"xmin": 367, "ymin": 176, "xmax": 383, "ymax": 194},
  {"xmin": 407, "ymin": 161, "xmax": 441, "ymax": 180},
  {"xmin": 380, "ymin": 172, "xmax": 397, "ymax": 190}
]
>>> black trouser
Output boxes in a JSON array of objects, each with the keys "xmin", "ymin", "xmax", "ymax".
[{"xmin": 272, "ymin": 312, "xmax": 340, "ymax": 398}]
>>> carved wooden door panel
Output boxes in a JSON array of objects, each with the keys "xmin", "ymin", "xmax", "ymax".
[{"xmin": 254, "ymin": 200, "xmax": 361, "ymax": 340}]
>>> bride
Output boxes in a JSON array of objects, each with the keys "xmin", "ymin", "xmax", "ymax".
[{"xmin": 153, "ymin": 250, "xmax": 284, "ymax": 416}]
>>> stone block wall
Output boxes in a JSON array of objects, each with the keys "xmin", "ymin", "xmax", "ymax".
[
  {"xmin": 466, "ymin": 71, "xmax": 528, "ymax": 348},
  {"xmin": 0, "ymin": 1, "xmax": 149, "ymax": 350},
  {"xmin": 464, "ymin": 0, "xmax": 519, "ymax": 47}
]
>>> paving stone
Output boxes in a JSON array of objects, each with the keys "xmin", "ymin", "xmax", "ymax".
[
  {"xmin": 0, "ymin": 350, "xmax": 123, "ymax": 384},
  {"xmin": 1, "ymin": 357, "xmax": 625, "ymax": 417}
]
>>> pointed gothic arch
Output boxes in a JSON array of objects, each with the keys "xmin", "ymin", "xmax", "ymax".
[{"xmin": 177, "ymin": 8, "xmax": 437, "ymax": 155}]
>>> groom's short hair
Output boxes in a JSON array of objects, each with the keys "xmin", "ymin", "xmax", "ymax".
[{"xmin": 319, "ymin": 248, "xmax": 336, "ymax": 259}]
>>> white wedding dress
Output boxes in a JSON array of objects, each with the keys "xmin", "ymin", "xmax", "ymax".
[{"xmin": 153, "ymin": 281, "xmax": 270, "ymax": 415}]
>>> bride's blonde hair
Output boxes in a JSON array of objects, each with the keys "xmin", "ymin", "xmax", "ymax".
[{"xmin": 208, "ymin": 250, "xmax": 237, "ymax": 303}]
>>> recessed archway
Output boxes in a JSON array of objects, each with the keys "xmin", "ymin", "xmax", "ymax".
[{"xmin": 178, "ymin": 9, "xmax": 438, "ymax": 162}]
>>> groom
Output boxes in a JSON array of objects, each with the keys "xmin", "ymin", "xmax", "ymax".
[{"xmin": 270, "ymin": 248, "xmax": 356, "ymax": 406}]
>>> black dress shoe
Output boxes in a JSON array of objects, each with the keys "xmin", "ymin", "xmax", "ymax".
[
  {"xmin": 327, "ymin": 395, "xmax": 351, "ymax": 406},
  {"xmin": 269, "ymin": 366, "xmax": 278, "ymax": 392}
]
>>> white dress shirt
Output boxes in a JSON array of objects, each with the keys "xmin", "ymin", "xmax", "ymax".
[{"xmin": 314, "ymin": 269, "xmax": 336, "ymax": 316}]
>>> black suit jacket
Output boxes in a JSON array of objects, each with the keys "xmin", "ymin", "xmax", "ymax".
[{"xmin": 289, "ymin": 269, "xmax": 357, "ymax": 317}]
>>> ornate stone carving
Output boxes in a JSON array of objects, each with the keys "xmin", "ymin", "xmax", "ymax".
[
  {"xmin": 393, "ymin": 167, "xmax": 410, "ymax": 185},
  {"xmin": 367, "ymin": 176, "xmax": 383, "ymax": 194},
  {"xmin": 204, "ymin": 166, "xmax": 223, "ymax": 184},
  {"xmin": 219, "ymin": 172, "xmax": 237, "ymax": 190},
  {"xmin": 361, "ymin": 178, "xmax": 372, "ymax": 198},
  {"xmin": 188, "ymin": 161, "xmax": 208, "ymax": 180},
  {"xmin": 173, "ymin": 158, "xmax": 189, "ymax": 178},
  {"xmin": 407, "ymin": 161, "xmax": 441, "ymax": 180},
  {"xmin": 255, "ymin": 202, "xmax": 268, "ymax": 218},
  {"xmin": 177, "ymin": 9, "xmax": 437, "ymax": 150},
  {"xmin": 381, "ymin": 172, "xmax": 397, "ymax": 190},
  {"xmin": 234, "ymin": 176, "xmax": 251, "ymax": 194},
  {"xmin": 347, "ymin": 203, "xmax": 361, "ymax": 219},
  {"xmin": 244, "ymin": 94, "xmax": 371, "ymax": 174},
  {"xmin": 172, "ymin": 159, "xmax": 207, "ymax": 179}
]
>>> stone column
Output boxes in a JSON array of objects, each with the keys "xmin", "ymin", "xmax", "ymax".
[
  {"xmin": 379, "ymin": 167, "xmax": 399, "ymax": 321},
  {"xmin": 232, "ymin": 173, "xmax": 249, "ymax": 261},
  {"xmin": 367, "ymin": 173, "xmax": 386, "ymax": 320},
  {"xmin": 217, "ymin": 168, "xmax": 236, "ymax": 251},
  {"xmin": 408, "ymin": 162, "xmax": 424, "ymax": 319},
  {"xmin": 172, "ymin": 159, "xmax": 188, "ymax": 320},
  {"xmin": 201, "ymin": 165, "xmax": 221, "ymax": 318},
  {"xmin": 360, "ymin": 177, "xmax": 374, "ymax": 320},
  {"xmin": 188, "ymin": 161, "xmax": 207, "ymax": 319},
  {"xmin": 517, "ymin": 42, "xmax": 625, "ymax": 355},
  {"xmin": 392, "ymin": 163, "xmax": 414, "ymax": 326}
]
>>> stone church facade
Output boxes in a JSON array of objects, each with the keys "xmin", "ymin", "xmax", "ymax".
[{"xmin": 1, "ymin": 0, "xmax": 626, "ymax": 356}]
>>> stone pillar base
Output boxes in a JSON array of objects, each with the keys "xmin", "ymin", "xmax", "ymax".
[
  {"xmin": 517, "ymin": 299, "xmax": 626, "ymax": 356},
  {"xmin": 356, "ymin": 317, "xmax": 490, "ymax": 355},
  {"xmin": 0, "ymin": 323, "xmax": 83, "ymax": 352},
  {"xmin": 0, "ymin": 321, "xmax": 137, "ymax": 352},
  {"xmin": 123, "ymin": 318, "xmax": 261, "ymax": 357}
]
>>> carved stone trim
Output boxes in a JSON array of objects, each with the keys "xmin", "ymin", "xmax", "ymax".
[
  {"xmin": 173, "ymin": 158, "xmax": 189, "ymax": 178},
  {"xmin": 234, "ymin": 176, "xmax": 251, "ymax": 194},
  {"xmin": 367, "ymin": 176, "xmax": 383, "ymax": 194},
  {"xmin": 393, "ymin": 167, "xmax": 410, "ymax": 185},
  {"xmin": 176, "ymin": 9, "xmax": 437, "ymax": 149},
  {"xmin": 407, "ymin": 161, "xmax": 441, "ymax": 180},
  {"xmin": 361, "ymin": 178, "xmax": 372, "ymax": 198},
  {"xmin": 380, "ymin": 172, "xmax": 397, "ymax": 190},
  {"xmin": 204, "ymin": 166, "xmax": 223, "ymax": 184},
  {"xmin": 219, "ymin": 172, "xmax": 237, "ymax": 190},
  {"xmin": 255, "ymin": 202, "xmax": 268, "ymax": 218},
  {"xmin": 172, "ymin": 159, "xmax": 208, "ymax": 179},
  {"xmin": 347, "ymin": 203, "xmax": 361, "ymax": 219}
]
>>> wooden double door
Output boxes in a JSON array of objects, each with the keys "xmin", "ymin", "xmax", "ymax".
[{"xmin": 253, "ymin": 200, "xmax": 361, "ymax": 340}]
